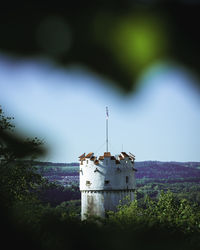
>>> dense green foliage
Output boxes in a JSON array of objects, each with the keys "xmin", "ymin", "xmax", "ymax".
[
  {"xmin": 0, "ymin": 108, "xmax": 44, "ymax": 208},
  {"xmin": 108, "ymin": 191, "xmax": 200, "ymax": 233},
  {"xmin": 6, "ymin": 191, "xmax": 200, "ymax": 250},
  {"xmin": 105, "ymin": 192, "xmax": 200, "ymax": 250},
  {"xmin": 137, "ymin": 181, "xmax": 200, "ymax": 205},
  {"xmin": 39, "ymin": 182, "xmax": 80, "ymax": 206}
]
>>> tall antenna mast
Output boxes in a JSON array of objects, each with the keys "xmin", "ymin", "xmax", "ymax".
[{"xmin": 106, "ymin": 106, "xmax": 109, "ymax": 152}]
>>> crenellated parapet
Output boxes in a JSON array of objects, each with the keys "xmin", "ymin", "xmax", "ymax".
[
  {"xmin": 79, "ymin": 151, "xmax": 136, "ymax": 166},
  {"xmin": 79, "ymin": 152, "xmax": 137, "ymax": 191}
]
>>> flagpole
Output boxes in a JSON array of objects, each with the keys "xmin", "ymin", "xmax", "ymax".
[{"xmin": 106, "ymin": 107, "xmax": 108, "ymax": 152}]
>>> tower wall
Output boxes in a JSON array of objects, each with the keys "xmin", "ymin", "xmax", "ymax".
[
  {"xmin": 81, "ymin": 190, "xmax": 135, "ymax": 220},
  {"xmin": 80, "ymin": 158, "xmax": 136, "ymax": 191},
  {"xmin": 79, "ymin": 152, "xmax": 136, "ymax": 220}
]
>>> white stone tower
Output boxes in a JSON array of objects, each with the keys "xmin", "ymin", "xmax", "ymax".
[{"xmin": 79, "ymin": 108, "xmax": 137, "ymax": 220}]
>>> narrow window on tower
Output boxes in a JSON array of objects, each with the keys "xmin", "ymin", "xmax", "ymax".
[
  {"xmin": 105, "ymin": 180, "xmax": 110, "ymax": 185},
  {"xmin": 86, "ymin": 180, "xmax": 91, "ymax": 186},
  {"xmin": 126, "ymin": 176, "xmax": 129, "ymax": 183}
]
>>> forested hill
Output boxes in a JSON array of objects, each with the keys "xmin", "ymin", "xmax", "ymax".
[
  {"xmin": 34, "ymin": 160, "xmax": 200, "ymax": 204},
  {"xmin": 31, "ymin": 161, "xmax": 79, "ymax": 167},
  {"xmin": 33, "ymin": 160, "xmax": 200, "ymax": 169},
  {"xmin": 34, "ymin": 160, "xmax": 200, "ymax": 182},
  {"xmin": 134, "ymin": 161, "xmax": 200, "ymax": 181}
]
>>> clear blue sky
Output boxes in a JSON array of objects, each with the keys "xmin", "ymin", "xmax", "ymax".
[{"xmin": 0, "ymin": 54, "xmax": 200, "ymax": 163}]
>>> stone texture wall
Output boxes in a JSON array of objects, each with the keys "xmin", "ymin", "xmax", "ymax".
[
  {"xmin": 79, "ymin": 152, "xmax": 136, "ymax": 220},
  {"xmin": 80, "ymin": 157, "xmax": 136, "ymax": 191},
  {"xmin": 81, "ymin": 190, "xmax": 135, "ymax": 220}
]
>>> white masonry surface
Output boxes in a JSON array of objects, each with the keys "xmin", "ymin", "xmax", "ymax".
[{"xmin": 79, "ymin": 152, "xmax": 137, "ymax": 220}]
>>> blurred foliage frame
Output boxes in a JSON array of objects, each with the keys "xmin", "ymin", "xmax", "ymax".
[{"xmin": 0, "ymin": 1, "xmax": 200, "ymax": 93}]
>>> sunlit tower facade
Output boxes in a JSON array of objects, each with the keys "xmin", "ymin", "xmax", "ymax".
[{"xmin": 79, "ymin": 108, "xmax": 137, "ymax": 219}]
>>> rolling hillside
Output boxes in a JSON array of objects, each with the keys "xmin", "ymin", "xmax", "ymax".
[{"xmin": 34, "ymin": 161, "xmax": 200, "ymax": 186}]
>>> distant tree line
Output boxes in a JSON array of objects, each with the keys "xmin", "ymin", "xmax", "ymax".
[{"xmin": 29, "ymin": 160, "xmax": 79, "ymax": 167}]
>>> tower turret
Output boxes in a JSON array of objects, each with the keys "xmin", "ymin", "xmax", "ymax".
[
  {"xmin": 79, "ymin": 151, "xmax": 137, "ymax": 219},
  {"xmin": 79, "ymin": 107, "xmax": 137, "ymax": 219}
]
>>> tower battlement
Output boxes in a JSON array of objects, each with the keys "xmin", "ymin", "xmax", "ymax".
[{"xmin": 79, "ymin": 151, "xmax": 137, "ymax": 191}]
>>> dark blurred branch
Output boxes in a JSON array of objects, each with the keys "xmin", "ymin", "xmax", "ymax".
[
  {"xmin": 0, "ymin": 129, "xmax": 46, "ymax": 162},
  {"xmin": 0, "ymin": 1, "xmax": 200, "ymax": 93}
]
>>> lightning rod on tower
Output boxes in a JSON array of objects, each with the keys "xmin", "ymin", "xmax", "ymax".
[{"xmin": 106, "ymin": 106, "xmax": 109, "ymax": 152}]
